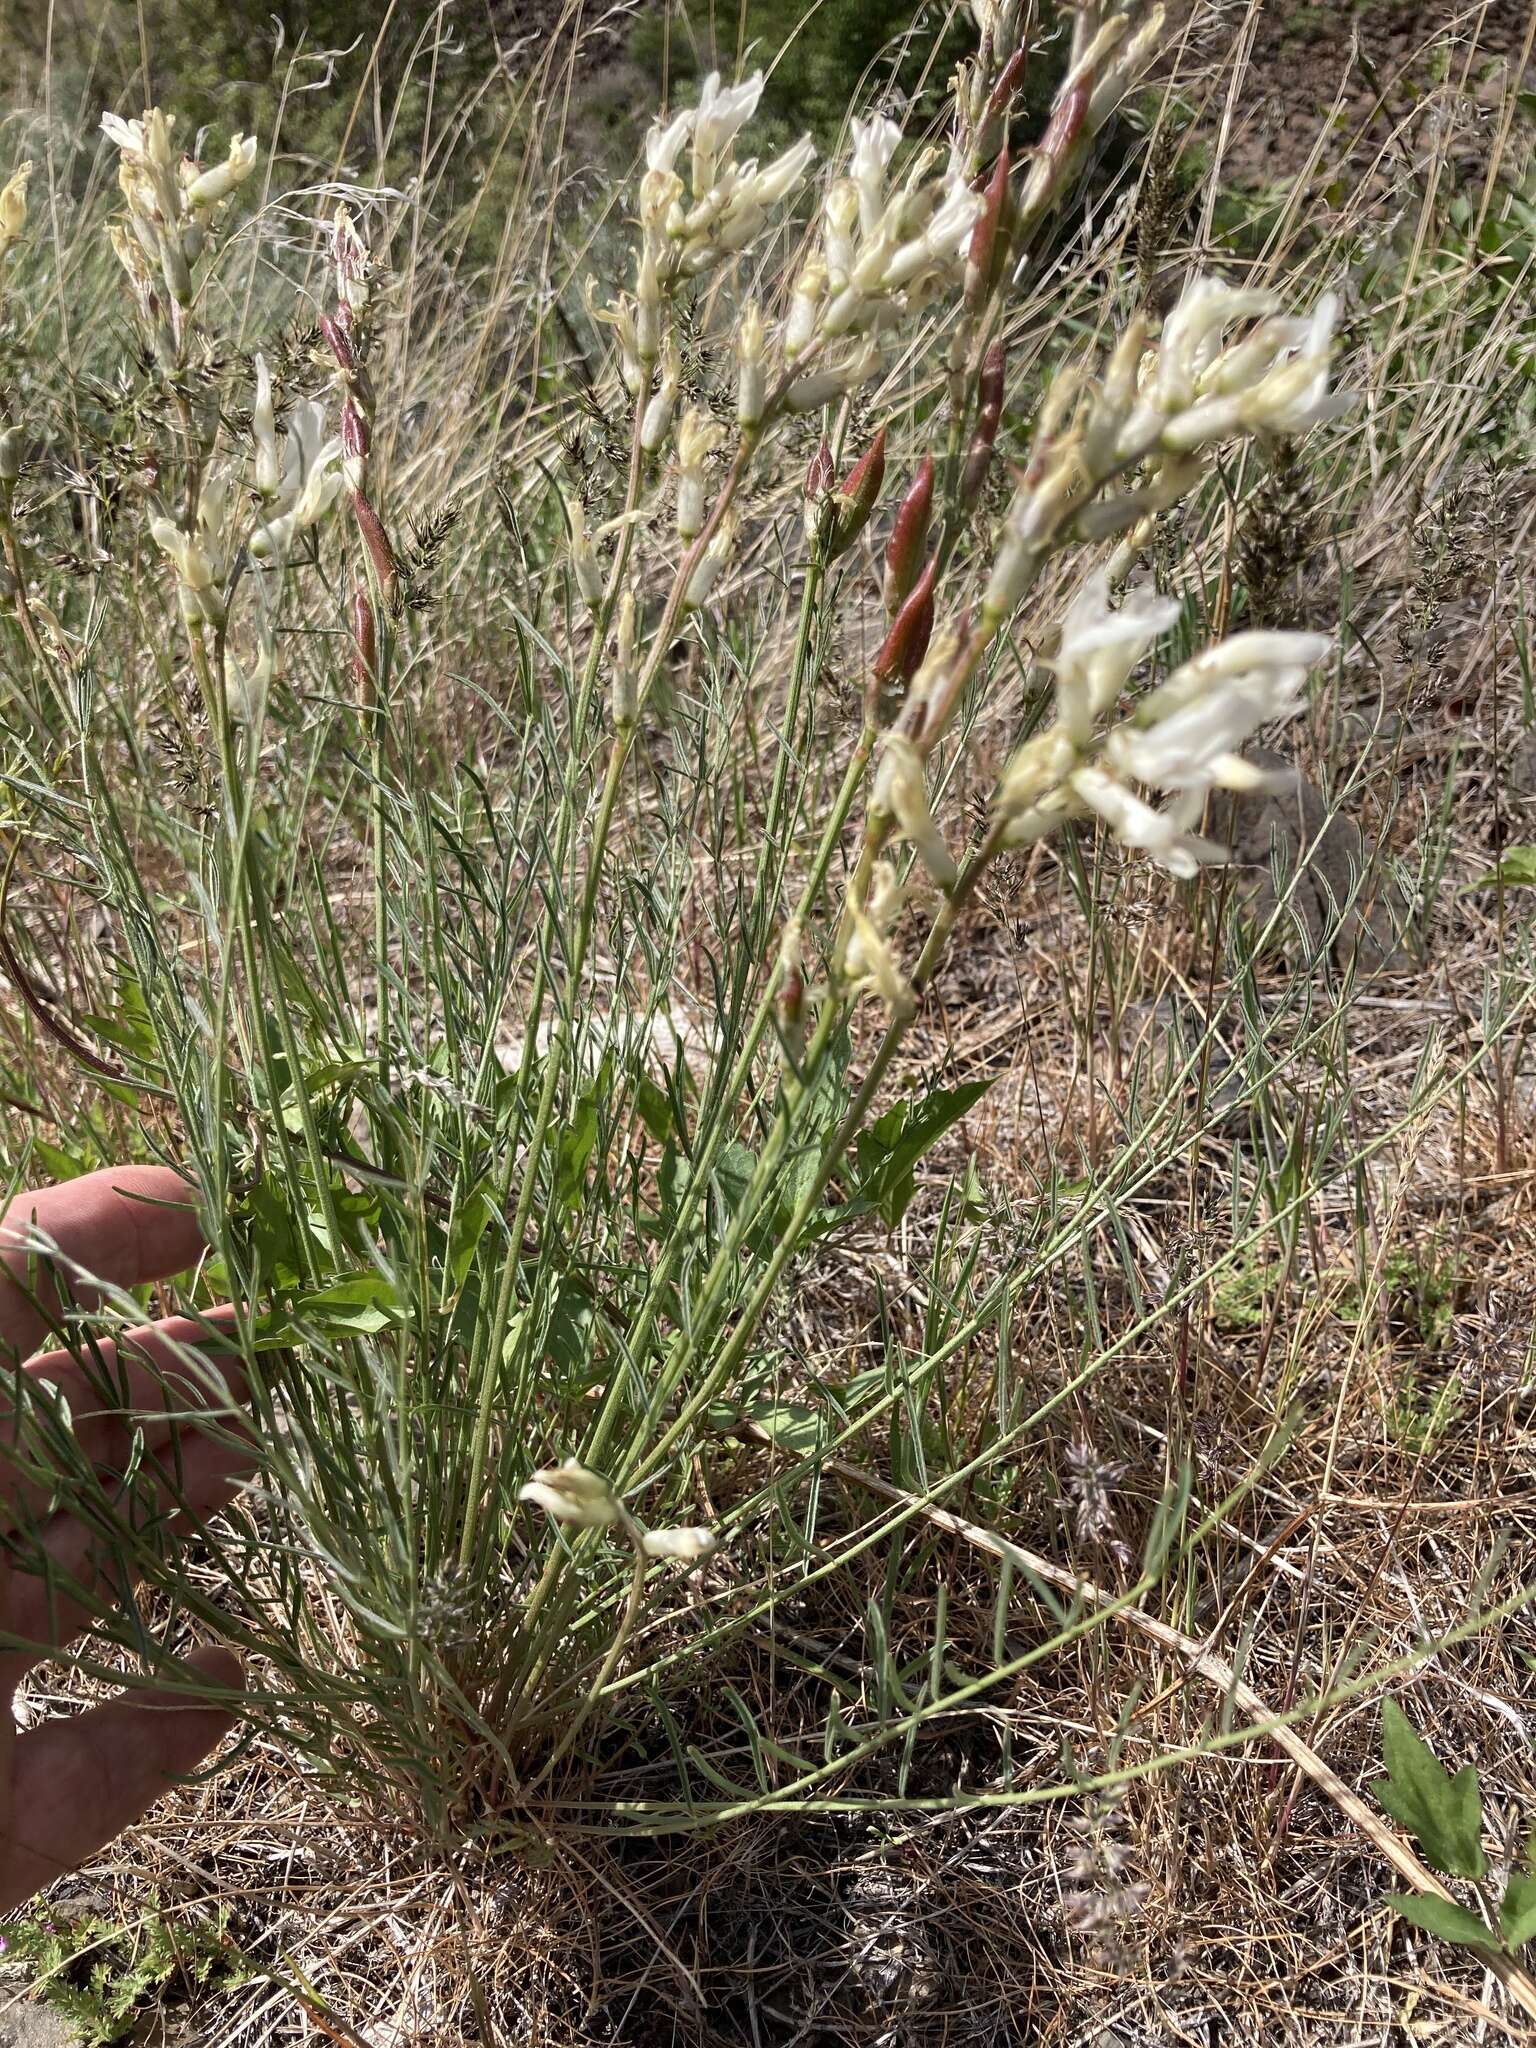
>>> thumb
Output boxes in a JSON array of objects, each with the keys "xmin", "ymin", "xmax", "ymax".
[{"xmin": 0, "ymin": 1644, "xmax": 241, "ymax": 1912}]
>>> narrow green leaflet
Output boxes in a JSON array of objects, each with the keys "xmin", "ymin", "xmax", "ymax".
[
  {"xmin": 1500, "ymin": 1872, "xmax": 1536, "ymax": 1951},
  {"xmin": 1370, "ymin": 1699, "xmax": 1487, "ymax": 1880},
  {"xmin": 1387, "ymin": 1893, "xmax": 1497, "ymax": 1952},
  {"xmin": 1465, "ymin": 846, "xmax": 1536, "ymax": 891}
]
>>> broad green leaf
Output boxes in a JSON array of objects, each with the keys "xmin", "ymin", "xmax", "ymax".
[
  {"xmin": 1465, "ymin": 846, "xmax": 1536, "ymax": 891},
  {"xmin": 555, "ymin": 1095, "xmax": 600, "ymax": 1208},
  {"xmin": 1387, "ymin": 1893, "xmax": 1497, "ymax": 1952},
  {"xmin": 295, "ymin": 1273, "xmax": 403, "ymax": 1335},
  {"xmin": 852, "ymin": 1078, "xmax": 994, "ymax": 1227},
  {"xmin": 736, "ymin": 1397, "xmax": 825, "ymax": 1458},
  {"xmin": 1500, "ymin": 1872, "xmax": 1536, "ymax": 1951},
  {"xmin": 1370, "ymin": 1699, "xmax": 1486, "ymax": 1879}
]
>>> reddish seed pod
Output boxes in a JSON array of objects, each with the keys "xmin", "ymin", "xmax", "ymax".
[
  {"xmin": 873, "ymin": 553, "xmax": 938, "ymax": 686},
  {"xmin": 965, "ymin": 146, "xmax": 1012, "ymax": 314},
  {"xmin": 319, "ymin": 312, "xmax": 358, "ymax": 375},
  {"xmin": 1037, "ymin": 74, "xmax": 1090, "ymax": 174},
  {"xmin": 985, "ymin": 46, "xmax": 1027, "ymax": 123},
  {"xmin": 341, "ymin": 398, "xmax": 369, "ymax": 463},
  {"xmin": 883, "ymin": 455, "xmax": 935, "ymax": 616},
  {"xmin": 828, "ymin": 425, "xmax": 887, "ymax": 558},
  {"xmin": 805, "ymin": 437, "xmax": 834, "ymax": 502},
  {"xmin": 351, "ymin": 579, "xmax": 377, "ymax": 700},
  {"xmin": 978, "ymin": 336, "xmax": 1006, "ymax": 422},
  {"xmin": 351, "ymin": 489, "xmax": 399, "ymax": 605}
]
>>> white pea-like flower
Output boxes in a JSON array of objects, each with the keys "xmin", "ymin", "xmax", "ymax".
[
  {"xmin": 519, "ymin": 1457, "xmax": 620, "ymax": 1531},
  {"xmin": 646, "ymin": 106, "xmax": 695, "ymax": 177},
  {"xmin": 684, "ymin": 513, "xmax": 736, "ymax": 611},
  {"xmin": 880, "ymin": 180, "xmax": 982, "ymax": 291},
  {"xmin": 675, "ymin": 407, "xmax": 724, "ymax": 540},
  {"xmin": 0, "ymin": 161, "xmax": 31, "ymax": 247},
  {"xmin": 183, "ymin": 133, "xmax": 257, "ymax": 213},
  {"xmin": 150, "ymin": 516, "xmax": 217, "ymax": 592},
  {"xmin": 640, "ymin": 333, "xmax": 680, "ymax": 453},
  {"xmin": 1069, "ymin": 765, "xmax": 1223, "ymax": 880},
  {"xmin": 252, "ymin": 354, "xmax": 280, "ymax": 499},
  {"xmin": 691, "ymin": 70, "xmax": 764, "ymax": 196},
  {"xmin": 849, "ymin": 115, "xmax": 902, "ymax": 237},
  {"xmin": 641, "ymin": 1525, "xmax": 718, "ymax": 1561},
  {"xmin": 1107, "ymin": 630, "xmax": 1331, "ymax": 791},
  {"xmin": 248, "ymin": 404, "xmax": 342, "ymax": 565},
  {"xmin": 844, "ymin": 861, "xmax": 915, "ymax": 1016},
  {"xmin": 872, "ymin": 734, "xmax": 957, "ymax": 889},
  {"xmin": 1048, "ymin": 571, "xmax": 1180, "ymax": 746}
]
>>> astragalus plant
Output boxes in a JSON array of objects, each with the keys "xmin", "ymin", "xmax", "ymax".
[{"xmin": 0, "ymin": 0, "xmax": 1354, "ymax": 1838}]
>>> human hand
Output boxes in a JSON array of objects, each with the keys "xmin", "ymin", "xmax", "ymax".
[{"xmin": 0, "ymin": 1164, "xmax": 250, "ymax": 1909}]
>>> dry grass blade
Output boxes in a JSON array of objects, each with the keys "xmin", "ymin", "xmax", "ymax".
[{"xmin": 746, "ymin": 1424, "xmax": 1536, "ymax": 2026}]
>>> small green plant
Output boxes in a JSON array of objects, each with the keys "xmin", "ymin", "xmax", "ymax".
[
  {"xmin": 1373, "ymin": 1699, "xmax": 1536, "ymax": 1959},
  {"xmin": 4, "ymin": 1897, "xmax": 248, "ymax": 2047}
]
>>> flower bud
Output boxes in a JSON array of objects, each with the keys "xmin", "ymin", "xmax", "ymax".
[
  {"xmin": 641, "ymin": 1525, "xmax": 718, "ymax": 1561},
  {"xmin": 828, "ymin": 425, "xmax": 886, "ymax": 558},
  {"xmin": 611, "ymin": 589, "xmax": 638, "ymax": 727},
  {"xmin": 736, "ymin": 300, "xmax": 767, "ymax": 429},
  {"xmin": 775, "ymin": 917, "xmax": 806, "ymax": 1060},
  {"xmin": 872, "ymin": 552, "xmax": 937, "ymax": 689},
  {"xmin": 882, "ymin": 454, "xmax": 934, "ymax": 614}
]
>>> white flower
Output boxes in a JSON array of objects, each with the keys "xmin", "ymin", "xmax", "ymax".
[
  {"xmin": 747, "ymin": 132, "xmax": 816, "ymax": 208},
  {"xmin": 844, "ymin": 861, "xmax": 915, "ymax": 1015},
  {"xmin": 184, "ymin": 133, "xmax": 257, "ymax": 212},
  {"xmin": 519, "ymin": 1457, "xmax": 620, "ymax": 1531},
  {"xmin": 248, "ymin": 404, "xmax": 342, "ymax": 564},
  {"xmin": 150, "ymin": 515, "xmax": 216, "ymax": 591},
  {"xmin": 684, "ymin": 513, "xmax": 736, "ymax": 610},
  {"xmin": 692, "ymin": 70, "xmax": 764, "ymax": 195},
  {"xmin": 252, "ymin": 355, "xmax": 280, "ymax": 498},
  {"xmin": 646, "ymin": 106, "xmax": 695, "ymax": 176},
  {"xmin": 641, "ymin": 1525, "xmax": 718, "ymax": 1561},
  {"xmin": 1156, "ymin": 277, "xmax": 1279, "ymax": 412},
  {"xmin": 1109, "ymin": 630, "xmax": 1331, "ymax": 790},
  {"xmin": 881, "ymin": 180, "xmax": 982, "ymax": 291},
  {"xmin": 1069, "ymin": 764, "xmax": 1224, "ymax": 880},
  {"xmin": 849, "ymin": 114, "xmax": 902, "ymax": 237},
  {"xmin": 675, "ymin": 407, "xmax": 724, "ymax": 539},
  {"xmin": 641, "ymin": 333, "xmax": 680, "ymax": 452},
  {"xmin": 1048, "ymin": 570, "xmax": 1180, "ymax": 745},
  {"xmin": 872, "ymin": 734, "xmax": 957, "ymax": 889}
]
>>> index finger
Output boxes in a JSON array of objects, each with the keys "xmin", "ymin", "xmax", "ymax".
[{"xmin": 0, "ymin": 1166, "xmax": 206, "ymax": 1360}]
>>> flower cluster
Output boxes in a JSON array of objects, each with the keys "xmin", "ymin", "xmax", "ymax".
[
  {"xmin": 992, "ymin": 571, "xmax": 1332, "ymax": 878},
  {"xmin": 248, "ymin": 371, "xmax": 345, "ymax": 567},
  {"xmin": 984, "ymin": 276, "xmax": 1349, "ymax": 631},
  {"xmin": 100, "ymin": 109, "xmax": 257, "ymax": 335},
  {"xmin": 519, "ymin": 1457, "xmax": 718, "ymax": 1564}
]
